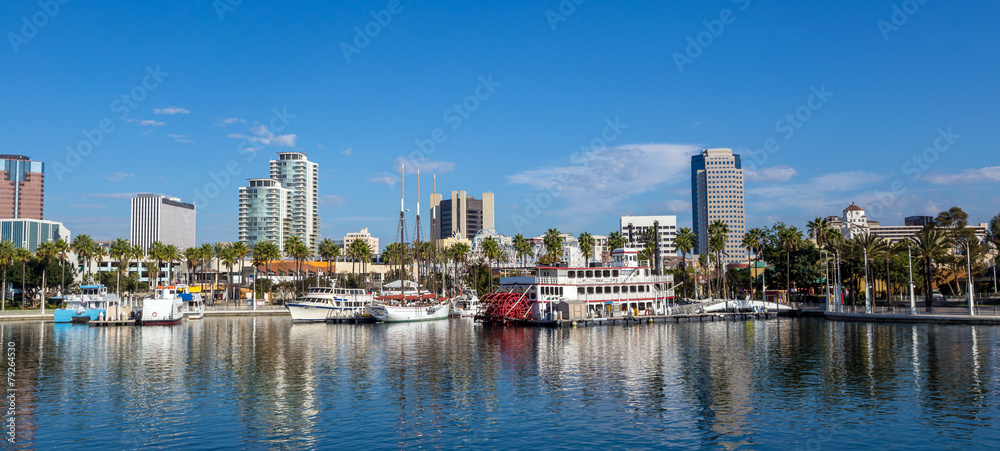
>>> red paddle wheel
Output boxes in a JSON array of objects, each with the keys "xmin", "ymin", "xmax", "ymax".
[{"xmin": 475, "ymin": 292, "xmax": 532, "ymax": 325}]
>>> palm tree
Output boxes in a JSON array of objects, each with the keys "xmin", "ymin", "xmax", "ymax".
[
  {"xmin": 354, "ymin": 241, "xmax": 372, "ymax": 291},
  {"xmin": 212, "ymin": 242, "xmax": 227, "ymax": 301},
  {"xmin": 130, "ymin": 244, "xmax": 145, "ymax": 294},
  {"xmin": 676, "ymin": 227, "xmax": 695, "ymax": 300},
  {"xmin": 53, "ymin": 239, "xmax": 71, "ymax": 302},
  {"xmin": 184, "ymin": 247, "xmax": 200, "ymax": 288},
  {"xmin": 162, "ymin": 245, "xmax": 180, "ymax": 286},
  {"xmin": 199, "ymin": 243, "xmax": 214, "ymax": 296},
  {"xmin": 481, "ymin": 237, "xmax": 501, "ymax": 292},
  {"xmin": 146, "ymin": 241, "xmax": 165, "ymax": 289},
  {"xmin": 578, "ymin": 232, "xmax": 595, "ymax": 266},
  {"xmin": 71, "ymin": 234, "xmax": 95, "ymax": 283},
  {"xmin": 16, "ymin": 248, "xmax": 31, "ymax": 308},
  {"xmin": 808, "ymin": 217, "xmax": 835, "ymax": 306},
  {"xmin": 450, "ymin": 242, "xmax": 471, "ymax": 292},
  {"xmin": 607, "ymin": 231, "xmax": 626, "ymax": 253},
  {"xmin": 777, "ymin": 224, "xmax": 803, "ymax": 298},
  {"xmin": 317, "ymin": 238, "xmax": 341, "ymax": 285},
  {"xmin": 854, "ymin": 232, "xmax": 888, "ymax": 312},
  {"xmin": 708, "ymin": 220, "xmax": 729, "ymax": 299},
  {"xmin": 108, "ymin": 239, "xmax": 128, "ymax": 295},
  {"xmin": 512, "ymin": 234, "xmax": 531, "ymax": 267},
  {"xmin": 912, "ymin": 226, "xmax": 951, "ymax": 313},
  {"xmin": 36, "ymin": 241, "xmax": 59, "ymax": 311},
  {"xmin": 220, "ymin": 245, "xmax": 239, "ymax": 305},
  {"xmin": 741, "ymin": 228, "xmax": 764, "ymax": 300},
  {"xmin": 231, "ymin": 242, "xmax": 250, "ymax": 299},
  {"xmin": 543, "ymin": 229, "xmax": 563, "ymax": 264},
  {"xmin": 253, "ymin": 241, "xmax": 281, "ymax": 302},
  {"xmin": 0, "ymin": 241, "xmax": 16, "ymax": 310}
]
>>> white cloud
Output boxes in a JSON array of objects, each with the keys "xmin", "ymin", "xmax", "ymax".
[
  {"xmin": 395, "ymin": 157, "xmax": 455, "ymax": 175},
  {"xmin": 341, "ymin": 147, "xmax": 352, "ymax": 156},
  {"xmin": 105, "ymin": 172, "xmax": 135, "ymax": 182},
  {"xmin": 87, "ymin": 192, "xmax": 138, "ymax": 199},
  {"xmin": 215, "ymin": 117, "xmax": 245, "ymax": 126},
  {"xmin": 746, "ymin": 171, "xmax": 890, "ymax": 219},
  {"xmin": 228, "ymin": 125, "xmax": 296, "ymax": 147},
  {"xmin": 507, "ymin": 143, "xmax": 700, "ymax": 228},
  {"xmin": 367, "ymin": 172, "xmax": 399, "ymax": 186},
  {"xmin": 139, "ymin": 120, "xmax": 165, "ymax": 127},
  {"xmin": 744, "ymin": 165, "xmax": 798, "ymax": 183},
  {"xmin": 154, "ymin": 107, "xmax": 190, "ymax": 115},
  {"xmin": 923, "ymin": 167, "xmax": 1000, "ymax": 185},
  {"xmin": 318, "ymin": 195, "xmax": 347, "ymax": 207},
  {"xmin": 169, "ymin": 134, "xmax": 195, "ymax": 144}
]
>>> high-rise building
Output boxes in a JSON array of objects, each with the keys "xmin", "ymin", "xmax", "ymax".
[
  {"xmin": 343, "ymin": 228, "xmax": 380, "ymax": 258},
  {"xmin": 430, "ymin": 191, "xmax": 494, "ymax": 240},
  {"xmin": 269, "ymin": 152, "xmax": 319, "ymax": 250},
  {"xmin": 620, "ymin": 215, "xmax": 678, "ymax": 254},
  {"xmin": 130, "ymin": 194, "xmax": 196, "ymax": 250},
  {"xmin": 0, "ymin": 155, "xmax": 44, "ymax": 220},
  {"xmin": 691, "ymin": 148, "xmax": 747, "ymax": 264},
  {"xmin": 0, "ymin": 218, "xmax": 70, "ymax": 250},
  {"xmin": 238, "ymin": 178, "xmax": 290, "ymax": 253}
]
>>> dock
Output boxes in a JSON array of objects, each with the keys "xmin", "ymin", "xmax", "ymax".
[
  {"xmin": 89, "ymin": 320, "xmax": 136, "ymax": 327},
  {"xmin": 500, "ymin": 311, "xmax": 777, "ymax": 327}
]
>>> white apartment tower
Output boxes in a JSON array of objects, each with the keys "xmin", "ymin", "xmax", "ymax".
[
  {"xmin": 238, "ymin": 179, "xmax": 290, "ymax": 253},
  {"xmin": 270, "ymin": 152, "xmax": 320, "ymax": 250},
  {"xmin": 619, "ymin": 215, "xmax": 678, "ymax": 254},
  {"xmin": 130, "ymin": 193, "xmax": 196, "ymax": 250},
  {"xmin": 691, "ymin": 148, "xmax": 747, "ymax": 264}
]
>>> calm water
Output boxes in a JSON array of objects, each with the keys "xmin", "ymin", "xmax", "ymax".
[{"xmin": 2, "ymin": 317, "xmax": 999, "ymax": 450}]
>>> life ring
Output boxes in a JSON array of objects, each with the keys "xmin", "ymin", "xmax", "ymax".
[{"xmin": 152, "ymin": 312, "xmax": 157, "ymax": 318}]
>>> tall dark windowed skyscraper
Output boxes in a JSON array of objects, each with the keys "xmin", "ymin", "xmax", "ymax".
[
  {"xmin": 691, "ymin": 148, "xmax": 746, "ymax": 264},
  {"xmin": 0, "ymin": 155, "xmax": 44, "ymax": 220}
]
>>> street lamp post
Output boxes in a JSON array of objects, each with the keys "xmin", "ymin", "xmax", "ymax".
[
  {"xmin": 824, "ymin": 251, "xmax": 831, "ymax": 312},
  {"xmin": 864, "ymin": 247, "xmax": 872, "ymax": 314},
  {"xmin": 967, "ymin": 240, "xmax": 975, "ymax": 316},
  {"xmin": 835, "ymin": 250, "xmax": 842, "ymax": 313},
  {"xmin": 907, "ymin": 241, "xmax": 916, "ymax": 315}
]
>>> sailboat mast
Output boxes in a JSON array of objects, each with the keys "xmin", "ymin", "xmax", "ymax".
[
  {"xmin": 431, "ymin": 173, "xmax": 437, "ymax": 296},
  {"xmin": 400, "ymin": 163, "xmax": 405, "ymax": 303},
  {"xmin": 416, "ymin": 170, "xmax": 421, "ymax": 291}
]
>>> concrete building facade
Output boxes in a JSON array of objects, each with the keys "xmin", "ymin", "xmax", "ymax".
[
  {"xmin": 239, "ymin": 178, "xmax": 290, "ymax": 253},
  {"xmin": 130, "ymin": 193, "xmax": 196, "ymax": 250},
  {"xmin": 343, "ymin": 227, "xmax": 380, "ymax": 258},
  {"xmin": 0, "ymin": 218, "xmax": 70, "ymax": 250},
  {"xmin": 430, "ymin": 191, "xmax": 494, "ymax": 241},
  {"xmin": 691, "ymin": 148, "xmax": 747, "ymax": 264},
  {"xmin": 0, "ymin": 155, "xmax": 44, "ymax": 220},
  {"xmin": 619, "ymin": 215, "xmax": 678, "ymax": 255},
  {"xmin": 270, "ymin": 152, "xmax": 319, "ymax": 250}
]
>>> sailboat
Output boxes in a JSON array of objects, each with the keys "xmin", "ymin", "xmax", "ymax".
[{"xmin": 370, "ymin": 165, "xmax": 451, "ymax": 323}]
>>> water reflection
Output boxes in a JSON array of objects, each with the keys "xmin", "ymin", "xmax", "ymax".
[{"xmin": 1, "ymin": 318, "xmax": 999, "ymax": 449}]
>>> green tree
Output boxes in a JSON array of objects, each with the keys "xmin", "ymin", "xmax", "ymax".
[
  {"xmin": 542, "ymin": 229, "xmax": 564, "ymax": 264},
  {"xmin": 675, "ymin": 227, "xmax": 695, "ymax": 299},
  {"xmin": 0, "ymin": 241, "xmax": 15, "ymax": 309},
  {"xmin": 480, "ymin": 236, "xmax": 501, "ymax": 292},
  {"xmin": 741, "ymin": 227, "xmax": 765, "ymax": 299},
  {"xmin": 53, "ymin": 239, "xmax": 70, "ymax": 301},
  {"xmin": 708, "ymin": 220, "xmax": 729, "ymax": 299},
  {"xmin": 16, "ymin": 248, "xmax": 32, "ymax": 306},
  {"xmin": 184, "ymin": 247, "xmax": 201, "ymax": 288},
  {"xmin": 912, "ymin": 226, "xmax": 951, "ymax": 313},
  {"xmin": 578, "ymin": 232, "xmax": 595, "ymax": 265},
  {"xmin": 607, "ymin": 231, "xmax": 626, "ymax": 253},
  {"xmin": 317, "ymin": 238, "xmax": 341, "ymax": 285},
  {"xmin": 776, "ymin": 224, "xmax": 803, "ymax": 297},
  {"xmin": 71, "ymin": 234, "xmax": 96, "ymax": 283},
  {"xmin": 512, "ymin": 234, "xmax": 531, "ymax": 266}
]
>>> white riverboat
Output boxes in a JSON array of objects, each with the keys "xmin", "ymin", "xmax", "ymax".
[
  {"xmin": 286, "ymin": 286, "xmax": 375, "ymax": 322},
  {"xmin": 137, "ymin": 286, "xmax": 185, "ymax": 326},
  {"xmin": 486, "ymin": 248, "xmax": 675, "ymax": 322}
]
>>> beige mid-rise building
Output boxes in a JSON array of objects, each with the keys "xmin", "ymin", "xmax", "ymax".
[
  {"xmin": 430, "ymin": 191, "xmax": 494, "ymax": 241},
  {"xmin": 691, "ymin": 148, "xmax": 747, "ymax": 264}
]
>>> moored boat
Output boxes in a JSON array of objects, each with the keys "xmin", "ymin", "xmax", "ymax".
[
  {"xmin": 136, "ymin": 286, "xmax": 185, "ymax": 326},
  {"xmin": 286, "ymin": 286, "xmax": 375, "ymax": 322},
  {"xmin": 54, "ymin": 284, "xmax": 127, "ymax": 323}
]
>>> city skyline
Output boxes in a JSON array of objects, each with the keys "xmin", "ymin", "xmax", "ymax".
[{"xmin": 4, "ymin": 1, "xmax": 999, "ymax": 246}]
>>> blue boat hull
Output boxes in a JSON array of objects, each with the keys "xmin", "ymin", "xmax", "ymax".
[{"xmin": 53, "ymin": 308, "xmax": 106, "ymax": 323}]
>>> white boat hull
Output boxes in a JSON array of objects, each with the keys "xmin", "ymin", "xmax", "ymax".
[
  {"xmin": 287, "ymin": 302, "xmax": 363, "ymax": 322},
  {"xmin": 140, "ymin": 298, "xmax": 184, "ymax": 325},
  {"xmin": 370, "ymin": 302, "xmax": 451, "ymax": 322}
]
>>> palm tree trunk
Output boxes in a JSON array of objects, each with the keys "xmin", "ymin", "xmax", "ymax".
[{"xmin": 924, "ymin": 258, "xmax": 934, "ymax": 313}]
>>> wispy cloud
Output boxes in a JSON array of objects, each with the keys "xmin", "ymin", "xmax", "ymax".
[
  {"xmin": 215, "ymin": 117, "xmax": 245, "ymax": 126},
  {"xmin": 318, "ymin": 195, "xmax": 347, "ymax": 207},
  {"xmin": 341, "ymin": 147, "xmax": 352, "ymax": 156},
  {"xmin": 105, "ymin": 172, "xmax": 135, "ymax": 182},
  {"xmin": 367, "ymin": 172, "xmax": 398, "ymax": 187},
  {"xmin": 87, "ymin": 192, "xmax": 137, "ymax": 199},
  {"xmin": 69, "ymin": 204, "xmax": 108, "ymax": 210},
  {"xmin": 154, "ymin": 107, "xmax": 190, "ymax": 115},
  {"xmin": 227, "ymin": 125, "xmax": 296, "ymax": 147},
  {"xmin": 140, "ymin": 120, "xmax": 165, "ymax": 127},
  {"xmin": 923, "ymin": 167, "xmax": 1000, "ymax": 185},
  {"xmin": 169, "ymin": 134, "xmax": 195, "ymax": 144},
  {"xmin": 507, "ymin": 143, "xmax": 700, "ymax": 228},
  {"xmin": 744, "ymin": 165, "xmax": 798, "ymax": 183},
  {"xmin": 395, "ymin": 157, "xmax": 455, "ymax": 175}
]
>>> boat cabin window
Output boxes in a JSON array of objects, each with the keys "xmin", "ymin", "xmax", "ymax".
[
  {"xmin": 603, "ymin": 270, "xmax": 610, "ymax": 278},
  {"xmin": 613, "ymin": 286, "xmax": 620, "ymax": 293},
  {"xmin": 612, "ymin": 270, "xmax": 619, "ymax": 278},
  {"xmin": 630, "ymin": 286, "xmax": 637, "ymax": 293},
  {"xmin": 587, "ymin": 287, "xmax": 594, "ymax": 294},
  {"xmin": 578, "ymin": 287, "xmax": 585, "ymax": 295},
  {"xmin": 585, "ymin": 270, "xmax": 593, "ymax": 278},
  {"xmin": 567, "ymin": 271, "xmax": 575, "ymax": 278}
]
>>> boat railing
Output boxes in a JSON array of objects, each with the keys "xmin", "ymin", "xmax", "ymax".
[{"xmin": 535, "ymin": 275, "xmax": 673, "ymax": 286}]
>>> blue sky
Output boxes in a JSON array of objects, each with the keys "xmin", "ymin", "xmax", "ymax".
[{"xmin": 3, "ymin": 0, "xmax": 998, "ymax": 246}]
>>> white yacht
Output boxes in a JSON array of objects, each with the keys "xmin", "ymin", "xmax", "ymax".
[
  {"xmin": 450, "ymin": 291, "xmax": 480, "ymax": 317},
  {"xmin": 285, "ymin": 286, "xmax": 375, "ymax": 322},
  {"xmin": 136, "ymin": 286, "xmax": 186, "ymax": 326},
  {"xmin": 371, "ymin": 280, "xmax": 450, "ymax": 323}
]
